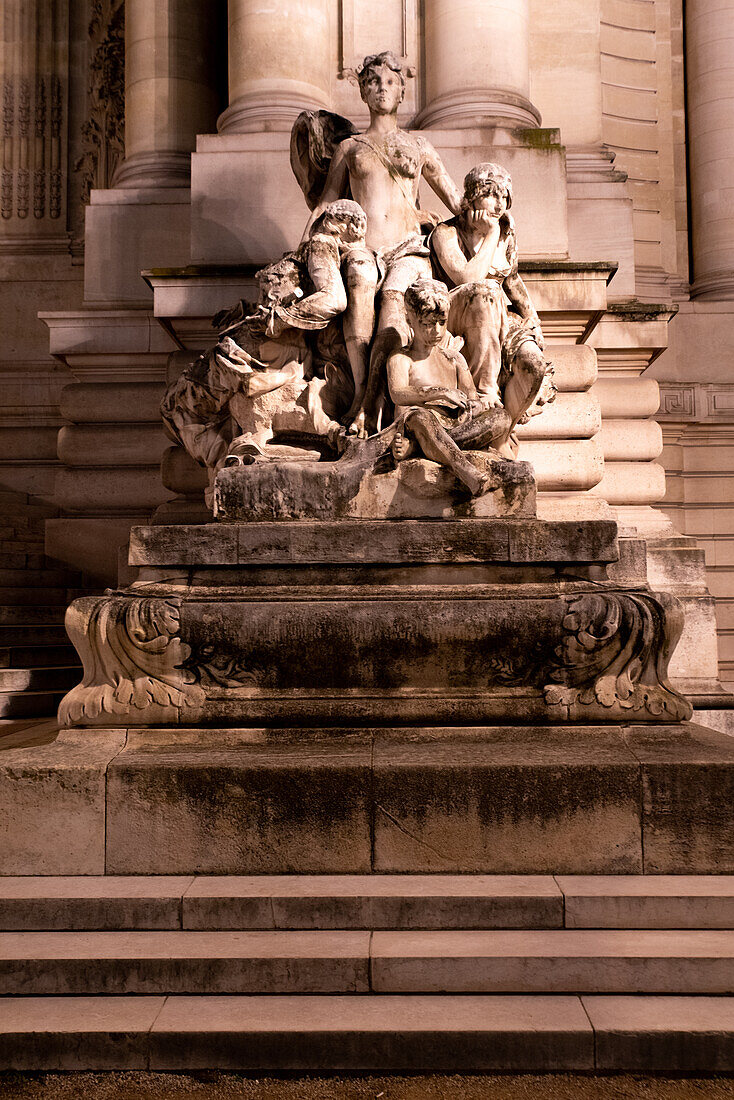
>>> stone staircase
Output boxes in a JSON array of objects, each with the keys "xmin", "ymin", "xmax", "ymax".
[
  {"xmin": 0, "ymin": 875, "xmax": 733, "ymax": 1073},
  {"xmin": 0, "ymin": 497, "xmax": 83, "ymax": 721}
]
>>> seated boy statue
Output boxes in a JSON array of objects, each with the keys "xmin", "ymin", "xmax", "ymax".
[{"xmin": 386, "ymin": 278, "xmax": 516, "ymax": 496}]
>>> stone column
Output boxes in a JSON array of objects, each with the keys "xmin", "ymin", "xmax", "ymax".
[
  {"xmin": 687, "ymin": 0, "xmax": 734, "ymax": 299},
  {"xmin": 0, "ymin": 0, "xmax": 69, "ymax": 242},
  {"xmin": 415, "ymin": 0, "xmax": 541, "ymax": 129},
  {"xmin": 114, "ymin": 0, "xmax": 220, "ymax": 188},
  {"xmin": 218, "ymin": 0, "xmax": 331, "ymax": 133}
]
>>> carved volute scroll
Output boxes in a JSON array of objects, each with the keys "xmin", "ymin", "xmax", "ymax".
[{"xmin": 58, "ymin": 595, "xmax": 204, "ymax": 727}]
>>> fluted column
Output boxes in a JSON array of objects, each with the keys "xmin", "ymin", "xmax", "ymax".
[
  {"xmin": 415, "ymin": 0, "xmax": 541, "ymax": 129},
  {"xmin": 218, "ymin": 0, "xmax": 331, "ymax": 133},
  {"xmin": 687, "ymin": 0, "xmax": 734, "ymax": 299},
  {"xmin": 114, "ymin": 0, "xmax": 220, "ymax": 188},
  {"xmin": 0, "ymin": 0, "xmax": 69, "ymax": 243}
]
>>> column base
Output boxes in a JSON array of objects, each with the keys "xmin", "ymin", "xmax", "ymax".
[
  {"xmin": 414, "ymin": 90, "xmax": 541, "ymax": 130},
  {"xmin": 218, "ymin": 92, "xmax": 330, "ymax": 134},
  {"xmin": 691, "ymin": 272, "xmax": 734, "ymax": 300},
  {"xmin": 113, "ymin": 152, "xmax": 192, "ymax": 189}
]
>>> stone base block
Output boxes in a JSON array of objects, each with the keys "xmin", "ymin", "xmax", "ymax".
[
  {"xmin": 214, "ymin": 454, "xmax": 536, "ymax": 521},
  {"xmin": 96, "ymin": 723, "xmax": 734, "ymax": 876}
]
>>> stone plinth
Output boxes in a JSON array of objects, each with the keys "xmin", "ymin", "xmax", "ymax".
[
  {"xmin": 57, "ymin": 516, "xmax": 691, "ymax": 730},
  {"xmin": 4, "ymin": 722, "xmax": 732, "ymax": 875}
]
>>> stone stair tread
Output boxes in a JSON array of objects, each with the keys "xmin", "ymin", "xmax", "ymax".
[
  {"xmin": 0, "ymin": 606, "xmax": 66, "ymax": 625},
  {"xmin": 2, "ymin": 994, "xmax": 734, "ymax": 1072},
  {"xmin": 2, "ymin": 928, "xmax": 734, "ymax": 995},
  {"xmin": 1, "ymin": 875, "xmax": 734, "ymax": 931},
  {"xmin": 0, "ymin": 689, "xmax": 68, "ymax": 719},
  {"xmin": 0, "ymin": 644, "xmax": 77, "ymax": 667},
  {"xmin": 0, "ymin": 568, "xmax": 78, "ymax": 586},
  {"xmin": 0, "ymin": 993, "xmax": 594, "ymax": 1072},
  {"xmin": 0, "ymin": 588, "xmax": 69, "ymax": 605},
  {"xmin": 0, "ymin": 668, "xmax": 79, "ymax": 692},
  {"xmin": 558, "ymin": 874, "xmax": 734, "ymax": 928},
  {"xmin": 0, "ymin": 626, "xmax": 69, "ymax": 645}
]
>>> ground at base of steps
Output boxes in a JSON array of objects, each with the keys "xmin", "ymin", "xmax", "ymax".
[{"xmin": 0, "ymin": 1075, "xmax": 733, "ymax": 1100}]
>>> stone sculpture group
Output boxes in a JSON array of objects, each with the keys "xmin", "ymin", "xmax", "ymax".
[{"xmin": 162, "ymin": 51, "xmax": 556, "ymax": 509}]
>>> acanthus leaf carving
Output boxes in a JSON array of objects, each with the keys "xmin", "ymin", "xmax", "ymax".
[
  {"xmin": 75, "ymin": 0, "xmax": 125, "ymax": 203},
  {"xmin": 59, "ymin": 595, "xmax": 204, "ymax": 727},
  {"xmin": 543, "ymin": 590, "xmax": 692, "ymax": 721}
]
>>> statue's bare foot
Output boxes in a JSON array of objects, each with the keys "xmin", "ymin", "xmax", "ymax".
[
  {"xmin": 391, "ymin": 432, "xmax": 414, "ymax": 463},
  {"xmin": 344, "ymin": 411, "xmax": 368, "ymax": 439},
  {"xmin": 224, "ymin": 441, "xmax": 263, "ymax": 466},
  {"xmin": 461, "ymin": 469, "xmax": 491, "ymax": 497}
]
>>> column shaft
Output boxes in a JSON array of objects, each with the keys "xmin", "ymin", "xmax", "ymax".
[
  {"xmin": 416, "ymin": 0, "xmax": 540, "ymax": 129},
  {"xmin": 687, "ymin": 0, "xmax": 734, "ymax": 299},
  {"xmin": 219, "ymin": 0, "xmax": 331, "ymax": 133},
  {"xmin": 115, "ymin": 0, "xmax": 221, "ymax": 188}
]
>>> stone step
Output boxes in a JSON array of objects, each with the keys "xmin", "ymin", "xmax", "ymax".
[
  {"xmin": 0, "ymin": 666, "xmax": 79, "ymax": 693},
  {"xmin": 0, "ymin": 930, "xmax": 371, "ymax": 994},
  {"xmin": 2, "ymin": 928, "xmax": 734, "ymax": 995},
  {"xmin": 0, "ymin": 587, "xmax": 69, "ymax": 606},
  {"xmin": 1, "ymin": 875, "xmax": 733, "ymax": 932},
  {"xmin": 0, "ymin": 643, "xmax": 78, "ymax": 668},
  {"xmin": 1, "ymin": 994, "xmax": 733, "ymax": 1073},
  {"xmin": 0, "ymin": 689, "xmax": 66, "ymax": 719},
  {"xmin": 0, "ymin": 606, "xmax": 66, "ymax": 625},
  {"xmin": 0, "ymin": 568, "xmax": 77, "ymax": 587},
  {"xmin": 0, "ymin": 625, "xmax": 69, "ymax": 646}
]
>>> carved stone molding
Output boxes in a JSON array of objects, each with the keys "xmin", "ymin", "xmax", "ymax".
[
  {"xmin": 544, "ymin": 590, "xmax": 692, "ymax": 722},
  {"xmin": 75, "ymin": 0, "xmax": 125, "ymax": 203},
  {"xmin": 59, "ymin": 595, "xmax": 204, "ymax": 727},
  {"xmin": 0, "ymin": 0, "xmax": 68, "ymax": 229},
  {"xmin": 657, "ymin": 383, "xmax": 734, "ymax": 424}
]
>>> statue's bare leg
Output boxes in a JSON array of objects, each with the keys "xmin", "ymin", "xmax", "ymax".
[
  {"xmin": 341, "ymin": 250, "xmax": 378, "ymax": 436},
  {"xmin": 502, "ymin": 340, "xmax": 549, "ymax": 428},
  {"xmin": 450, "ymin": 406, "xmax": 515, "ymax": 458},
  {"xmin": 448, "ymin": 283, "xmax": 505, "ymax": 406},
  {"xmin": 403, "ymin": 408, "xmax": 489, "ymax": 496}
]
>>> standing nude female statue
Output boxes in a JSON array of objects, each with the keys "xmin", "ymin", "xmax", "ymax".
[{"xmin": 295, "ymin": 51, "xmax": 464, "ymax": 435}]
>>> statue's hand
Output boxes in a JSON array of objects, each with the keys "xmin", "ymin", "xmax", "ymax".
[
  {"xmin": 422, "ymin": 386, "xmax": 469, "ymax": 411},
  {"xmin": 344, "ymin": 410, "xmax": 368, "ymax": 439}
]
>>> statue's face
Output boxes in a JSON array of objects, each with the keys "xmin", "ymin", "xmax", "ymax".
[
  {"xmin": 360, "ymin": 64, "xmax": 403, "ymax": 114},
  {"xmin": 408, "ymin": 305, "xmax": 448, "ymax": 348},
  {"xmin": 465, "ymin": 183, "xmax": 508, "ymax": 226}
]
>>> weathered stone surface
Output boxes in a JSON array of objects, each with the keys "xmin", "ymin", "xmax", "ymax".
[
  {"xmin": 0, "ymin": 876, "xmax": 194, "ymax": 932},
  {"xmin": 148, "ymin": 994, "xmax": 594, "ymax": 1072},
  {"xmin": 129, "ymin": 517, "xmax": 618, "ymax": 568},
  {"xmin": 371, "ymin": 729, "xmax": 642, "ymax": 874},
  {"xmin": 0, "ymin": 996, "xmax": 162, "ymax": 1071},
  {"xmin": 558, "ymin": 875, "xmax": 734, "ymax": 930},
  {"xmin": 624, "ymin": 723, "xmax": 734, "ymax": 873},
  {"xmin": 182, "ymin": 875, "xmax": 564, "ymax": 931},
  {"xmin": 0, "ymin": 730, "xmax": 126, "ymax": 876},
  {"xmin": 0, "ymin": 930, "xmax": 370, "ymax": 995},
  {"xmin": 214, "ymin": 455, "xmax": 536, "ymax": 522},
  {"xmin": 584, "ymin": 995, "xmax": 734, "ymax": 1072},
  {"xmin": 371, "ymin": 929, "xmax": 734, "ymax": 993},
  {"xmin": 106, "ymin": 734, "xmax": 373, "ymax": 874}
]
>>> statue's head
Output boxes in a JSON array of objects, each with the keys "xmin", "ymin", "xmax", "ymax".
[
  {"xmin": 312, "ymin": 198, "xmax": 367, "ymax": 243},
  {"xmin": 357, "ymin": 51, "xmax": 406, "ymax": 111},
  {"xmin": 462, "ymin": 162, "xmax": 513, "ymax": 216},
  {"xmin": 256, "ymin": 257, "xmax": 303, "ymax": 307},
  {"xmin": 405, "ymin": 278, "xmax": 450, "ymax": 346}
]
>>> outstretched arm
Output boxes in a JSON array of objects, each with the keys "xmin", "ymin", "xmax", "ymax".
[
  {"xmin": 300, "ymin": 143, "xmax": 350, "ymax": 242},
  {"xmin": 420, "ymin": 140, "xmax": 463, "ymax": 216}
]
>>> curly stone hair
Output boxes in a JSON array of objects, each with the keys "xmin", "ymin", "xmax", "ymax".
[
  {"xmin": 357, "ymin": 51, "xmax": 406, "ymax": 100},
  {"xmin": 462, "ymin": 162, "xmax": 513, "ymax": 210},
  {"xmin": 404, "ymin": 277, "xmax": 451, "ymax": 318}
]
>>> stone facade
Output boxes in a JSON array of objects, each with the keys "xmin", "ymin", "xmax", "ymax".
[{"xmin": 0, "ymin": 0, "xmax": 733, "ymax": 693}]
